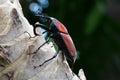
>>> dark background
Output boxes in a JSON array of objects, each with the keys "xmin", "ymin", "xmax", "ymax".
[{"xmin": 20, "ymin": 0, "xmax": 120, "ymax": 80}]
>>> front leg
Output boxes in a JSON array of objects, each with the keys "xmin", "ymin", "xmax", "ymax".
[
  {"xmin": 24, "ymin": 23, "xmax": 48, "ymax": 39},
  {"xmin": 34, "ymin": 23, "xmax": 51, "ymax": 36}
]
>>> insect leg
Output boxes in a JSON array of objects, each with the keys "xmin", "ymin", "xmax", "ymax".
[
  {"xmin": 33, "ymin": 34, "xmax": 52, "ymax": 54},
  {"xmin": 34, "ymin": 50, "xmax": 59, "ymax": 69},
  {"xmin": 34, "ymin": 23, "xmax": 51, "ymax": 36}
]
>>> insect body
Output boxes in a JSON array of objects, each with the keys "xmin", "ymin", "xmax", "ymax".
[{"xmin": 34, "ymin": 14, "xmax": 76, "ymax": 68}]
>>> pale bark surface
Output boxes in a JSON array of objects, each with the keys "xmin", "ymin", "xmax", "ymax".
[{"xmin": 0, "ymin": 0, "xmax": 86, "ymax": 80}]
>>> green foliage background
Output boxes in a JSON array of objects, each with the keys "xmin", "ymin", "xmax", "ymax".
[{"xmin": 20, "ymin": 0, "xmax": 120, "ymax": 80}]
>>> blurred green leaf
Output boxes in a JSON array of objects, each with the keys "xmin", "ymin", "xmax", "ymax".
[{"xmin": 85, "ymin": 3, "xmax": 103, "ymax": 35}]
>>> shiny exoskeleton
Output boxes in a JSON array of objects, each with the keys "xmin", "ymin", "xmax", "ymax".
[{"xmin": 33, "ymin": 14, "xmax": 76, "ymax": 68}]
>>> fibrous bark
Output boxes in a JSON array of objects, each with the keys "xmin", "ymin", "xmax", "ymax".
[{"xmin": 0, "ymin": 0, "xmax": 86, "ymax": 80}]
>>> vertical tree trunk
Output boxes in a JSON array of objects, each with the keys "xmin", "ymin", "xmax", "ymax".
[{"xmin": 0, "ymin": 0, "xmax": 86, "ymax": 80}]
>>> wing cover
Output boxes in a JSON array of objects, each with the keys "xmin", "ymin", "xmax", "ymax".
[
  {"xmin": 61, "ymin": 33, "xmax": 76, "ymax": 57},
  {"xmin": 55, "ymin": 19, "xmax": 68, "ymax": 33}
]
